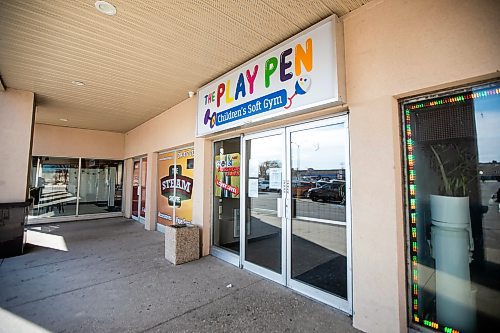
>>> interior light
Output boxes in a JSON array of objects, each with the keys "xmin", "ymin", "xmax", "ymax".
[
  {"xmin": 59, "ymin": 118, "xmax": 68, "ymax": 122},
  {"xmin": 95, "ymin": 1, "xmax": 117, "ymax": 16},
  {"xmin": 71, "ymin": 80, "xmax": 85, "ymax": 86}
]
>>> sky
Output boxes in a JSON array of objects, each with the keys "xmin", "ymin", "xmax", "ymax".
[
  {"xmin": 473, "ymin": 90, "xmax": 500, "ymax": 163},
  {"xmin": 249, "ymin": 123, "xmax": 346, "ymax": 170}
]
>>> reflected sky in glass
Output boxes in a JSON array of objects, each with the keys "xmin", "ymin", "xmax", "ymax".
[
  {"xmin": 474, "ymin": 88, "xmax": 500, "ymax": 163},
  {"xmin": 291, "ymin": 124, "xmax": 345, "ymax": 170}
]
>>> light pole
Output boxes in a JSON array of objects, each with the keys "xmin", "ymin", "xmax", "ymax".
[{"xmin": 291, "ymin": 141, "xmax": 300, "ymax": 175}]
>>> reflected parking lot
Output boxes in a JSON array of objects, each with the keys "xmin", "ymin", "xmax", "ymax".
[{"xmin": 252, "ymin": 192, "xmax": 345, "ymax": 221}]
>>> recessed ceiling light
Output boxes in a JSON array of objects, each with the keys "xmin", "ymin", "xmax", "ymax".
[
  {"xmin": 59, "ymin": 118, "xmax": 68, "ymax": 122},
  {"xmin": 95, "ymin": 1, "xmax": 117, "ymax": 16},
  {"xmin": 71, "ymin": 80, "xmax": 85, "ymax": 86}
]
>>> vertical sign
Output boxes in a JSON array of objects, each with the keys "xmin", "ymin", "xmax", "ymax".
[
  {"xmin": 157, "ymin": 148, "xmax": 195, "ymax": 225},
  {"xmin": 157, "ymin": 152, "xmax": 175, "ymax": 225},
  {"xmin": 215, "ymin": 153, "xmax": 240, "ymax": 198},
  {"xmin": 174, "ymin": 147, "xmax": 195, "ymax": 224}
]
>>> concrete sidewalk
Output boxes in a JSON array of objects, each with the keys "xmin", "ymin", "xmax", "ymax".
[{"xmin": 0, "ymin": 218, "xmax": 359, "ymax": 333}]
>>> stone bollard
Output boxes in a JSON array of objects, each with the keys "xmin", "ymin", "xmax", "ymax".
[{"xmin": 164, "ymin": 224, "xmax": 200, "ymax": 265}]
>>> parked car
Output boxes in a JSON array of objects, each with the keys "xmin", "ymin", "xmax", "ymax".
[
  {"xmin": 292, "ymin": 181, "xmax": 315, "ymax": 198},
  {"xmin": 258, "ymin": 180, "xmax": 269, "ymax": 191},
  {"xmin": 308, "ymin": 181, "xmax": 345, "ymax": 204}
]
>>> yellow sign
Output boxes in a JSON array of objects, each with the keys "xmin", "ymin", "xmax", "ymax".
[{"xmin": 157, "ymin": 147, "xmax": 195, "ymax": 225}]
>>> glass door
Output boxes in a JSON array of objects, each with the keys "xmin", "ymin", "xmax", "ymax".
[
  {"xmin": 238, "ymin": 116, "xmax": 351, "ymax": 312},
  {"xmin": 140, "ymin": 157, "xmax": 147, "ymax": 219},
  {"xmin": 131, "ymin": 157, "xmax": 147, "ymax": 222},
  {"xmin": 286, "ymin": 116, "xmax": 351, "ymax": 313},
  {"xmin": 242, "ymin": 129, "xmax": 286, "ymax": 284}
]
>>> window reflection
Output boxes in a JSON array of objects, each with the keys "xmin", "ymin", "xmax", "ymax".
[
  {"xmin": 403, "ymin": 82, "xmax": 500, "ymax": 332},
  {"xmin": 29, "ymin": 157, "xmax": 123, "ymax": 219},
  {"xmin": 213, "ymin": 138, "xmax": 241, "ymax": 254},
  {"xmin": 79, "ymin": 159, "xmax": 123, "ymax": 214},
  {"xmin": 132, "ymin": 161, "xmax": 140, "ymax": 217},
  {"xmin": 245, "ymin": 135, "xmax": 282, "ymax": 274},
  {"xmin": 29, "ymin": 157, "xmax": 79, "ymax": 218},
  {"xmin": 291, "ymin": 124, "xmax": 347, "ymax": 222},
  {"xmin": 290, "ymin": 123, "xmax": 348, "ymax": 299},
  {"xmin": 140, "ymin": 158, "xmax": 147, "ymax": 218}
]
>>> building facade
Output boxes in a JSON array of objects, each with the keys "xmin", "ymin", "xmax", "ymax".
[{"xmin": 2, "ymin": 1, "xmax": 499, "ymax": 332}]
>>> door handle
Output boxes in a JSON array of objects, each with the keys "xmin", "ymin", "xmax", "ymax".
[{"xmin": 277, "ymin": 198, "xmax": 283, "ymax": 218}]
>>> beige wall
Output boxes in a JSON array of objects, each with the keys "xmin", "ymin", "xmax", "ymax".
[
  {"xmin": 124, "ymin": 97, "xmax": 196, "ymax": 158},
  {"xmin": 118, "ymin": 0, "xmax": 500, "ymax": 331},
  {"xmin": 343, "ymin": 0, "xmax": 500, "ymax": 332},
  {"xmin": 192, "ymin": 138, "xmax": 213, "ymax": 256},
  {"xmin": 32, "ymin": 124, "xmax": 124, "ymax": 159},
  {"xmin": 123, "ymin": 97, "xmax": 203, "ymax": 248},
  {"xmin": 0, "ymin": 89, "xmax": 35, "ymax": 203},
  {"xmin": 0, "ymin": 88, "xmax": 35, "ymax": 203}
]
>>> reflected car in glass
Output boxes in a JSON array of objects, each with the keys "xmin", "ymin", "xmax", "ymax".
[
  {"xmin": 258, "ymin": 180, "xmax": 269, "ymax": 191},
  {"xmin": 307, "ymin": 180, "xmax": 345, "ymax": 204},
  {"xmin": 292, "ymin": 181, "xmax": 315, "ymax": 198}
]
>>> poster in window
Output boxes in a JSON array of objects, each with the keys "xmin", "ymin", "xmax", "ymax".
[
  {"xmin": 173, "ymin": 147, "xmax": 195, "ymax": 224},
  {"xmin": 157, "ymin": 151, "xmax": 175, "ymax": 225},
  {"xmin": 268, "ymin": 168, "xmax": 282, "ymax": 190},
  {"xmin": 215, "ymin": 153, "xmax": 240, "ymax": 198}
]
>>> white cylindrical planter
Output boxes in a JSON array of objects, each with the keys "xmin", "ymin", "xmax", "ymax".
[{"xmin": 430, "ymin": 195, "xmax": 476, "ymax": 333}]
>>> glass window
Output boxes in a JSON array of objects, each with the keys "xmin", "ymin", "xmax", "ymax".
[
  {"xmin": 29, "ymin": 157, "xmax": 79, "ymax": 218},
  {"xmin": 245, "ymin": 134, "xmax": 282, "ymax": 273},
  {"xmin": 290, "ymin": 123, "xmax": 348, "ymax": 299},
  {"xmin": 132, "ymin": 161, "xmax": 140, "ymax": 217},
  {"xmin": 402, "ymin": 82, "xmax": 500, "ymax": 332},
  {"xmin": 79, "ymin": 159, "xmax": 123, "ymax": 215},
  {"xmin": 140, "ymin": 158, "xmax": 147, "ymax": 218},
  {"xmin": 174, "ymin": 148, "xmax": 195, "ymax": 224},
  {"xmin": 213, "ymin": 138, "xmax": 241, "ymax": 254},
  {"xmin": 29, "ymin": 157, "xmax": 123, "ymax": 220},
  {"xmin": 157, "ymin": 147, "xmax": 195, "ymax": 226},
  {"xmin": 158, "ymin": 152, "xmax": 175, "ymax": 225}
]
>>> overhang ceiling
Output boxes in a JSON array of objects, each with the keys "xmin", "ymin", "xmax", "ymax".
[{"xmin": 0, "ymin": 0, "xmax": 370, "ymax": 133}]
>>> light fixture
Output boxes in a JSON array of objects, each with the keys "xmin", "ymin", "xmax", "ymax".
[
  {"xmin": 59, "ymin": 118, "xmax": 68, "ymax": 122},
  {"xmin": 188, "ymin": 91, "xmax": 195, "ymax": 98},
  {"xmin": 95, "ymin": 1, "xmax": 117, "ymax": 16},
  {"xmin": 71, "ymin": 80, "xmax": 85, "ymax": 86}
]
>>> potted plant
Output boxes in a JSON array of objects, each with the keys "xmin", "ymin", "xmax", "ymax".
[
  {"xmin": 428, "ymin": 142, "xmax": 477, "ymax": 331},
  {"xmin": 428, "ymin": 143, "xmax": 477, "ymax": 231}
]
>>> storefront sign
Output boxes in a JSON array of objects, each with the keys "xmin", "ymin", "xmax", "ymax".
[{"xmin": 197, "ymin": 17, "xmax": 344, "ymax": 136}]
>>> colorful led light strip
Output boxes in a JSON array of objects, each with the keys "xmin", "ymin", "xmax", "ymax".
[
  {"xmin": 407, "ymin": 87, "xmax": 499, "ymax": 110},
  {"xmin": 405, "ymin": 105, "xmax": 420, "ymax": 323},
  {"xmin": 400, "ymin": 84, "xmax": 500, "ymax": 333}
]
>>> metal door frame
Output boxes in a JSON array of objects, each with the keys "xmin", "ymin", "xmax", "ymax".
[
  {"xmin": 284, "ymin": 115, "xmax": 352, "ymax": 314},
  {"xmin": 131, "ymin": 156, "xmax": 146, "ymax": 223},
  {"xmin": 241, "ymin": 128, "xmax": 287, "ymax": 285}
]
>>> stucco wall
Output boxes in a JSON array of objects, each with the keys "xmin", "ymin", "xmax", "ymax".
[
  {"xmin": 124, "ymin": 97, "xmax": 196, "ymax": 158},
  {"xmin": 343, "ymin": 0, "xmax": 500, "ymax": 332},
  {"xmin": 0, "ymin": 88, "xmax": 35, "ymax": 203},
  {"xmin": 123, "ymin": 97, "xmax": 205, "ymax": 250},
  {"xmin": 32, "ymin": 124, "xmax": 125, "ymax": 160},
  {"xmin": 118, "ymin": 0, "xmax": 500, "ymax": 331}
]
